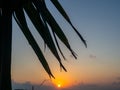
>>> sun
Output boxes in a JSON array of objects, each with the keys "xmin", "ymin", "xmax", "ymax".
[{"xmin": 57, "ymin": 84, "xmax": 61, "ymax": 88}]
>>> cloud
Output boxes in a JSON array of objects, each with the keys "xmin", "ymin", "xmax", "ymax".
[
  {"xmin": 12, "ymin": 81, "xmax": 32, "ymax": 90},
  {"xmin": 12, "ymin": 81, "xmax": 56, "ymax": 90},
  {"xmin": 112, "ymin": 82, "xmax": 120, "ymax": 86},
  {"xmin": 12, "ymin": 81, "xmax": 120, "ymax": 90},
  {"xmin": 116, "ymin": 77, "xmax": 120, "ymax": 81},
  {"xmin": 62, "ymin": 83, "xmax": 120, "ymax": 90},
  {"xmin": 89, "ymin": 54, "xmax": 96, "ymax": 59}
]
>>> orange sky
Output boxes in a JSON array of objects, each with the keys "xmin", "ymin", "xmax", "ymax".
[{"xmin": 11, "ymin": 0, "xmax": 120, "ymax": 89}]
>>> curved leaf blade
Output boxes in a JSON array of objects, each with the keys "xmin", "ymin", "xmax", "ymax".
[
  {"xmin": 51, "ymin": 0, "xmax": 87, "ymax": 47},
  {"xmin": 13, "ymin": 8, "xmax": 54, "ymax": 78},
  {"xmin": 24, "ymin": 2, "xmax": 67, "ymax": 72}
]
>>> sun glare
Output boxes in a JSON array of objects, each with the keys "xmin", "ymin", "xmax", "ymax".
[
  {"xmin": 52, "ymin": 76, "xmax": 71, "ymax": 88},
  {"xmin": 57, "ymin": 84, "xmax": 61, "ymax": 88}
]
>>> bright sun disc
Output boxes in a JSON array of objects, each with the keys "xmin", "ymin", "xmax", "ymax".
[{"xmin": 57, "ymin": 84, "xmax": 61, "ymax": 88}]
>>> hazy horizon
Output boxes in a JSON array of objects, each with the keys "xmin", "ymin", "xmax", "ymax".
[
  {"xmin": 11, "ymin": 0, "xmax": 120, "ymax": 90},
  {"xmin": 12, "ymin": 80, "xmax": 120, "ymax": 90}
]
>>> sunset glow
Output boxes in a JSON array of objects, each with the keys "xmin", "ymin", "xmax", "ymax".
[
  {"xmin": 57, "ymin": 84, "xmax": 61, "ymax": 88},
  {"xmin": 52, "ymin": 75, "xmax": 72, "ymax": 88},
  {"xmin": 12, "ymin": 0, "xmax": 120, "ymax": 90},
  {"xmin": 54, "ymin": 80, "xmax": 63, "ymax": 88}
]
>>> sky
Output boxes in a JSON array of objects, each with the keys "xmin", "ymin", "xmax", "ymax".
[{"xmin": 11, "ymin": 0, "xmax": 120, "ymax": 89}]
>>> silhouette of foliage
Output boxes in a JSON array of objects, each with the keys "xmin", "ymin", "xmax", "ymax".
[{"xmin": 0, "ymin": 0, "xmax": 86, "ymax": 90}]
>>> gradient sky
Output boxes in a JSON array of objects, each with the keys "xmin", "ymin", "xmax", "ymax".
[{"xmin": 11, "ymin": 0, "xmax": 120, "ymax": 89}]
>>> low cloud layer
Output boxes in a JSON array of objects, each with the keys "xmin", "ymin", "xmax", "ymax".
[
  {"xmin": 89, "ymin": 54, "xmax": 96, "ymax": 59},
  {"xmin": 12, "ymin": 81, "xmax": 120, "ymax": 90}
]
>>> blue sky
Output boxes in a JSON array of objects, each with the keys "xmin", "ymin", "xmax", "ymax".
[{"xmin": 12, "ymin": 0, "xmax": 120, "ymax": 89}]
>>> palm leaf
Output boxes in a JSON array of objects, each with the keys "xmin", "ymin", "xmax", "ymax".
[
  {"xmin": 23, "ymin": 2, "xmax": 67, "ymax": 71},
  {"xmin": 51, "ymin": 0, "xmax": 71, "ymax": 22},
  {"xmin": 52, "ymin": 32, "xmax": 66, "ymax": 60},
  {"xmin": 13, "ymin": 0, "xmax": 87, "ymax": 78},
  {"xmin": 13, "ymin": 8, "xmax": 54, "ymax": 78},
  {"xmin": 51, "ymin": 0, "xmax": 87, "ymax": 47},
  {"xmin": 33, "ymin": 0, "xmax": 77, "ymax": 59}
]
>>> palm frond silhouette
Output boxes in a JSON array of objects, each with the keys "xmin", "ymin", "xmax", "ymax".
[{"xmin": 0, "ymin": 0, "xmax": 86, "ymax": 90}]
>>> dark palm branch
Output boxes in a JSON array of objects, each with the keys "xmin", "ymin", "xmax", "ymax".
[{"xmin": 13, "ymin": 0, "xmax": 87, "ymax": 78}]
